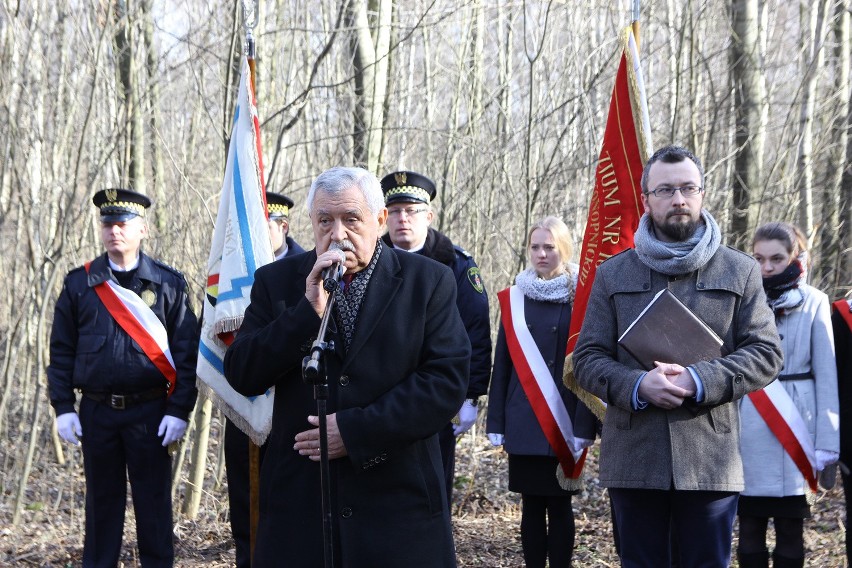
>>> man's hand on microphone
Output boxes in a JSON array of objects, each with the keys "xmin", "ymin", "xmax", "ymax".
[
  {"xmin": 294, "ymin": 414, "xmax": 348, "ymax": 461},
  {"xmin": 306, "ymin": 250, "xmax": 346, "ymax": 317}
]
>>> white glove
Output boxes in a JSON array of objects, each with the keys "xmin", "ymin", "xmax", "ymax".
[
  {"xmin": 487, "ymin": 433, "xmax": 505, "ymax": 447},
  {"xmin": 56, "ymin": 412, "xmax": 82, "ymax": 445},
  {"xmin": 816, "ymin": 449, "xmax": 839, "ymax": 472},
  {"xmin": 452, "ymin": 399, "xmax": 478, "ymax": 436},
  {"xmin": 158, "ymin": 415, "xmax": 187, "ymax": 446}
]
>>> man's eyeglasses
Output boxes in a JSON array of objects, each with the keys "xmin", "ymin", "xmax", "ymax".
[
  {"xmin": 388, "ymin": 207, "xmax": 428, "ymax": 218},
  {"xmin": 645, "ymin": 184, "xmax": 704, "ymax": 198}
]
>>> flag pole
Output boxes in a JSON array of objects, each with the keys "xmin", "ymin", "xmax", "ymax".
[
  {"xmin": 242, "ymin": 3, "xmax": 262, "ymax": 564},
  {"xmin": 559, "ymin": 7, "xmax": 654, "ymax": 489},
  {"xmin": 632, "ymin": 0, "xmax": 641, "ymax": 50}
]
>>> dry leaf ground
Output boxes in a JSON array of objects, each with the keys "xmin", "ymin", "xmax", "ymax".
[{"xmin": 3, "ymin": 426, "xmax": 847, "ymax": 567}]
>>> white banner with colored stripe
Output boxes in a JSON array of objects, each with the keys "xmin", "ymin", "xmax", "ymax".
[
  {"xmin": 499, "ymin": 286, "xmax": 593, "ymax": 479},
  {"xmin": 747, "ymin": 379, "xmax": 817, "ymax": 492},
  {"xmin": 196, "ymin": 57, "xmax": 275, "ymax": 446}
]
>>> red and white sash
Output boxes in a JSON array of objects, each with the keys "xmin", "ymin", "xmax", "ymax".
[
  {"xmin": 747, "ymin": 380, "xmax": 817, "ymax": 492},
  {"xmin": 498, "ymin": 286, "xmax": 589, "ymax": 479},
  {"xmin": 85, "ymin": 262, "xmax": 177, "ymax": 395},
  {"xmin": 833, "ymin": 299, "xmax": 852, "ymax": 331}
]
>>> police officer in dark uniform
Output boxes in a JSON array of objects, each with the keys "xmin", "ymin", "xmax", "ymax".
[
  {"xmin": 265, "ymin": 191, "xmax": 306, "ymax": 261},
  {"xmin": 224, "ymin": 190, "xmax": 305, "ymax": 567},
  {"xmin": 380, "ymin": 170, "xmax": 491, "ymax": 507},
  {"xmin": 48, "ymin": 188, "xmax": 199, "ymax": 568}
]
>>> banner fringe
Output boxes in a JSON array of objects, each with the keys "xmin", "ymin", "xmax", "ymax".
[
  {"xmin": 563, "ymin": 353, "xmax": 607, "ymax": 422},
  {"xmin": 556, "ymin": 463, "xmax": 585, "ymax": 492},
  {"xmin": 196, "ymin": 379, "xmax": 271, "ymax": 446},
  {"xmin": 213, "ymin": 315, "xmax": 244, "ymax": 337}
]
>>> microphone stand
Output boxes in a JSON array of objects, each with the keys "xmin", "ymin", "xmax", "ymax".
[{"xmin": 302, "ymin": 274, "xmax": 340, "ymax": 568}]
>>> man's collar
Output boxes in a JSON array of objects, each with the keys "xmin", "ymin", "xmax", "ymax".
[
  {"xmin": 275, "ymin": 242, "xmax": 289, "ymax": 260},
  {"xmin": 397, "ymin": 240, "xmax": 426, "ymax": 253},
  {"xmin": 108, "ymin": 255, "xmax": 140, "ymax": 272}
]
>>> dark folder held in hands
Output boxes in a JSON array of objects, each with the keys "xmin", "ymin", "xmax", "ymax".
[{"xmin": 617, "ymin": 289, "xmax": 725, "ymax": 371}]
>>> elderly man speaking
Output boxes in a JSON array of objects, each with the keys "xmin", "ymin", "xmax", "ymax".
[{"xmin": 224, "ymin": 166, "xmax": 470, "ymax": 567}]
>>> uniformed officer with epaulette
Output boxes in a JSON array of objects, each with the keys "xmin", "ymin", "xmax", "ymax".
[
  {"xmin": 380, "ymin": 170, "xmax": 492, "ymax": 507},
  {"xmin": 266, "ymin": 191, "xmax": 306, "ymax": 260},
  {"xmin": 224, "ymin": 190, "xmax": 305, "ymax": 568},
  {"xmin": 48, "ymin": 188, "xmax": 199, "ymax": 567}
]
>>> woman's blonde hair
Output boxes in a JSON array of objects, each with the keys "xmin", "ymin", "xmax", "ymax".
[{"xmin": 527, "ymin": 216, "xmax": 573, "ymax": 264}]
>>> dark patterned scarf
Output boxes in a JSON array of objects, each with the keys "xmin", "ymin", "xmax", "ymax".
[
  {"xmin": 763, "ymin": 259, "xmax": 805, "ymax": 315},
  {"xmin": 334, "ymin": 240, "xmax": 383, "ymax": 351}
]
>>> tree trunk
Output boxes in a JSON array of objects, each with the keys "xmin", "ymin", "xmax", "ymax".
[
  {"xmin": 796, "ymin": 0, "xmax": 831, "ymax": 238},
  {"xmin": 816, "ymin": 0, "xmax": 850, "ymax": 292},
  {"xmin": 114, "ymin": 0, "xmax": 145, "ymax": 190},
  {"xmin": 182, "ymin": 396, "xmax": 213, "ymax": 518},
  {"xmin": 140, "ymin": 0, "xmax": 166, "ymax": 230},
  {"xmin": 729, "ymin": 0, "xmax": 766, "ymax": 249},
  {"xmin": 837, "ymin": 0, "xmax": 852, "ymax": 294},
  {"xmin": 349, "ymin": 0, "xmax": 391, "ymax": 170}
]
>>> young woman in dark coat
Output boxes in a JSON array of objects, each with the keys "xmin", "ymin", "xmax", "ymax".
[{"xmin": 486, "ymin": 216, "xmax": 597, "ymax": 568}]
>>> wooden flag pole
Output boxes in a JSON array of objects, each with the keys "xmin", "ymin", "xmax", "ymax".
[{"xmin": 243, "ymin": 4, "xmax": 261, "ymax": 563}]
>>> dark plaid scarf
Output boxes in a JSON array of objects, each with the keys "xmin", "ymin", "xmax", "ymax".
[{"xmin": 334, "ymin": 240, "xmax": 383, "ymax": 351}]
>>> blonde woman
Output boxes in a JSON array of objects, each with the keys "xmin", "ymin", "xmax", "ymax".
[{"xmin": 487, "ymin": 216, "xmax": 596, "ymax": 567}]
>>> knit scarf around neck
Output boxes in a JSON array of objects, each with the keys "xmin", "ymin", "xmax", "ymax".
[
  {"xmin": 763, "ymin": 259, "xmax": 805, "ymax": 314},
  {"xmin": 514, "ymin": 263, "xmax": 578, "ymax": 304},
  {"xmin": 633, "ymin": 209, "xmax": 721, "ymax": 276}
]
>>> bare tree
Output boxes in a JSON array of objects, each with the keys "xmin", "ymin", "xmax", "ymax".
[
  {"xmin": 113, "ymin": 0, "xmax": 146, "ymax": 189},
  {"xmin": 729, "ymin": 0, "xmax": 767, "ymax": 249},
  {"xmin": 349, "ymin": 0, "xmax": 392, "ymax": 170},
  {"xmin": 815, "ymin": 0, "xmax": 851, "ymax": 293}
]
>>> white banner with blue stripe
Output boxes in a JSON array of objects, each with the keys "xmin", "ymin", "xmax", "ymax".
[{"xmin": 196, "ymin": 58, "xmax": 275, "ymax": 445}]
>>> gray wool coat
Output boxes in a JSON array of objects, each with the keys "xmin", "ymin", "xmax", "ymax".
[
  {"xmin": 573, "ymin": 246, "xmax": 783, "ymax": 492},
  {"xmin": 740, "ymin": 283, "xmax": 839, "ymax": 497}
]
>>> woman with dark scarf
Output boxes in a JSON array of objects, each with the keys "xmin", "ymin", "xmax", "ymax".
[
  {"xmin": 486, "ymin": 216, "xmax": 597, "ymax": 568},
  {"xmin": 736, "ymin": 221, "xmax": 840, "ymax": 568}
]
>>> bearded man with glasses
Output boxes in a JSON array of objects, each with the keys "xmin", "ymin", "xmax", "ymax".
[
  {"xmin": 573, "ymin": 145, "xmax": 783, "ymax": 568},
  {"xmin": 380, "ymin": 170, "xmax": 492, "ymax": 510}
]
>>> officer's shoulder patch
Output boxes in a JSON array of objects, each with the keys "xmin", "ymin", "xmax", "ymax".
[
  {"xmin": 467, "ymin": 267, "xmax": 484, "ymax": 294},
  {"xmin": 153, "ymin": 259, "xmax": 185, "ymax": 278},
  {"xmin": 453, "ymin": 245, "xmax": 472, "ymax": 259}
]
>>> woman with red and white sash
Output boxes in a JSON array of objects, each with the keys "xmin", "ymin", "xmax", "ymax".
[
  {"xmin": 737, "ymin": 221, "xmax": 839, "ymax": 568},
  {"xmin": 486, "ymin": 216, "xmax": 597, "ymax": 568}
]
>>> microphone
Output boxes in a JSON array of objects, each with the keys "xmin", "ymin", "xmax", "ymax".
[{"xmin": 321, "ymin": 247, "xmax": 346, "ymax": 292}]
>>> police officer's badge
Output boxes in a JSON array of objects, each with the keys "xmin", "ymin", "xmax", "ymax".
[
  {"xmin": 141, "ymin": 289, "xmax": 157, "ymax": 307},
  {"xmin": 467, "ymin": 267, "xmax": 484, "ymax": 294}
]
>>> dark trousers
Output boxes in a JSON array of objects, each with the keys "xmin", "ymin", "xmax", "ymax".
[
  {"xmin": 225, "ymin": 419, "xmax": 267, "ymax": 568},
  {"xmin": 609, "ymin": 487, "xmax": 738, "ymax": 568},
  {"xmin": 79, "ymin": 396, "xmax": 173, "ymax": 568},
  {"xmin": 438, "ymin": 422, "xmax": 455, "ymax": 509}
]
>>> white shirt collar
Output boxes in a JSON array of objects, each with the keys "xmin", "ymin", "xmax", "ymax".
[
  {"xmin": 109, "ymin": 255, "xmax": 141, "ymax": 272},
  {"xmin": 274, "ymin": 243, "xmax": 289, "ymax": 261}
]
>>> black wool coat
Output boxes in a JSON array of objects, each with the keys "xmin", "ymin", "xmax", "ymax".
[
  {"xmin": 487, "ymin": 294, "xmax": 597, "ymax": 455},
  {"xmin": 224, "ymin": 246, "xmax": 470, "ymax": 568}
]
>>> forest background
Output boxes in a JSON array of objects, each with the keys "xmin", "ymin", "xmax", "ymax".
[{"xmin": 1, "ymin": 0, "xmax": 851, "ymax": 565}]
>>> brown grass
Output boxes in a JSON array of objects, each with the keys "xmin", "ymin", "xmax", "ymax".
[{"xmin": 3, "ymin": 431, "xmax": 847, "ymax": 567}]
